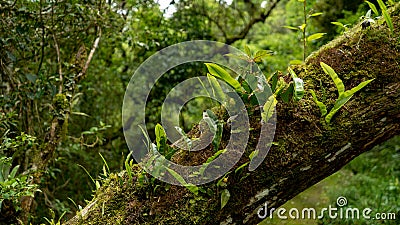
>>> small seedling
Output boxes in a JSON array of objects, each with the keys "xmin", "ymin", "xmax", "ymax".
[{"xmin": 311, "ymin": 62, "xmax": 374, "ymax": 124}]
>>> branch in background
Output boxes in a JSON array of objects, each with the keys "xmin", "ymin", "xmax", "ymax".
[
  {"xmin": 52, "ymin": 33, "xmax": 63, "ymax": 94},
  {"xmin": 37, "ymin": 0, "xmax": 45, "ymax": 75},
  {"xmin": 20, "ymin": 26, "xmax": 103, "ymax": 223},
  {"xmin": 226, "ymin": 0, "xmax": 281, "ymax": 44},
  {"xmin": 75, "ymin": 28, "xmax": 102, "ymax": 82}
]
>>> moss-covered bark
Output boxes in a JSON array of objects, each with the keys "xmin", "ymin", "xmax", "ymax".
[{"xmin": 66, "ymin": 5, "xmax": 400, "ymax": 225}]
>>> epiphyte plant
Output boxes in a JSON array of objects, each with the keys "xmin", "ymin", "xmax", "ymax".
[
  {"xmin": 365, "ymin": 0, "xmax": 394, "ymax": 33},
  {"xmin": 311, "ymin": 62, "xmax": 374, "ymax": 124}
]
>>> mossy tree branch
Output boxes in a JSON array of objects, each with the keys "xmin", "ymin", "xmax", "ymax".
[{"xmin": 66, "ymin": 5, "xmax": 400, "ymax": 225}]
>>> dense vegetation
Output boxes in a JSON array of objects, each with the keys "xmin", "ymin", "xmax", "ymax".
[{"xmin": 0, "ymin": 0, "xmax": 399, "ymax": 224}]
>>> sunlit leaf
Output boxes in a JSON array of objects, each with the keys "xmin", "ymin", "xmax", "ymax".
[
  {"xmin": 331, "ymin": 22, "xmax": 344, "ymax": 27},
  {"xmin": 310, "ymin": 90, "xmax": 327, "ymax": 116},
  {"xmin": 205, "ymin": 63, "xmax": 242, "ymax": 91},
  {"xmin": 235, "ymin": 162, "xmax": 249, "ymax": 173},
  {"xmin": 253, "ymin": 50, "xmax": 272, "ymax": 62},
  {"xmin": 377, "ymin": 0, "xmax": 394, "ymax": 33},
  {"xmin": 155, "ymin": 123, "xmax": 167, "ymax": 154},
  {"xmin": 366, "ymin": 1, "xmax": 379, "ymax": 16},
  {"xmin": 299, "ymin": 23, "xmax": 306, "ymax": 32},
  {"xmin": 261, "ymin": 95, "xmax": 277, "ymax": 123},
  {"xmin": 307, "ymin": 33, "xmax": 326, "ymax": 42},
  {"xmin": 289, "ymin": 60, "xmax": 303, "ymax": 65},
  {"xmin": 320, "ymin": 62, "xmax": 345, "ymax": 96},
  {"xmin": 283, "ymin": 25, "xmax": 299, "ymax": 30},
  {"xmin": 72, "ymin": 111, "xmax": 90, "ymax": 117},
  {"xmin": 8, "ymin": 165, "xmax": 19, "ymax": 179},
  {"xmin": 244, "ymin": 45, "xmax": 252, "ymax": 57},
  {"xmin": 310, "ymin": 12, "xmax": 323, "ymax": 17},
  {"xmin": 288, "ymin": 68, "xmax": 304, "ymax": 101}
]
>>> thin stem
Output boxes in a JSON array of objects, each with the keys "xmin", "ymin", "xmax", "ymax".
[{"xmin": 303, "ymin": 0, "xmax": 307, "ymax": 61}]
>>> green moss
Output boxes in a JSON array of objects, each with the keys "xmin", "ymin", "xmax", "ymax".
[{"xmin": 53, "ymin": 93, "xmax": 68, "ymax": 111}]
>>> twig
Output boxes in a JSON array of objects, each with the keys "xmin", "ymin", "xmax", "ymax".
[
  {"xmin": 37, "ymin": 0, "xmax": 45, "ymax": 75},
  {"xmin": 52, "ymin": 33, "xmax": 63, "ymax": 94},
  {"xmin": 225, "ymin": 0, "xmax": 281, "ymax": 44},
  {"xmin": 75, "ymin": 28, "xmax": 102, "ymax": 82}
]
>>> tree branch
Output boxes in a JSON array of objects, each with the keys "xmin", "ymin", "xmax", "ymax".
[
  {"xmin": 226, "ymin": 0, "xmax": 281, "ymax": 44},
  {"xmin": 66, "ymin": 4, "xmax": 400, "ymax": 225},
  {"xmin": 75, "ymin": 28, "xmax": 102, "ymax": 82}
]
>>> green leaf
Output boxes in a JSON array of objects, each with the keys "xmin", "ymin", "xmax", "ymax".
[
  {"xmin": 292, "ymin": 78, "xmax": 304, "ymax": 101},
  {"xmin": 203, "ymin": 110, "xmax": 223, "ymax": 151},
  {"xmin": 221, "ymin": 189, "xmax": 231, "ymax": 209},
  {"xmin": 244, "ymin": 45, "xmax": 252, "ymax": 57},
  {"xmin": 320, "ymin": 62, "xmax": 345, "ymax": 96},
  {"xmin": 325, "ymin": 79, "xmax": 374, "ymax": 124},
  {"xmin": 261, "ymin": 95, "xmax": 277, "ymax": 123},
  {"xmin": 165, "ymin": 167, "xmax": 198, "ymax": 195},
  {"xmin": 235, "ymin": 162, "xmax": 249, "ymax": 174},
  {"xmin": 310, "ymin": 12, "xmax": 323, "ymax": 17},
  {"xmin": 377, "ymin": 0, "xmax": 394, "ymax": 33},
  {"xmin": 95, "ymin": 180, "xmax": 101, "ymax": 189},
  {"xmin": 6, "ymin": 51, "xmax": 16, "ymax": 62},
  {"xmin": 155, "ymin": 123, "xmax": 167, "ymax": 154},
  {"xmin": 345, "ymin": 79, "xmax": 374, "ymax": 96},
  {"xmin": 224, "ymin": 53, "xmax": 251, "ymax": 61},
  {"xmin": 8, "ymin": 165, "xmax": 19, "ymax": 179},
  {"xmin": 26, "ymin": 74, "xmax": 37, "ymax": 83},
  {"xmin": 310, "ymin": 90, "xmax": 327, "ymax": 116},
  {"xmin": 288, "ymin": 68, "xmax": 304, "ymax": 101},
  {"xmin": 72, "ymin": 111, "xmax": 90, "ymax": 117},
  {"xmin": 366, "ymin": 1, "xmax": 379, "ymax": 16},
  {"xmin": 299, "ymin": 23, "xmax": 306, "ymax": 32},
  {"xmin": 274, "ymin": 77, "xmax": 288, "ymax": 95},
  {"xmin": 207, "ymin": 74, "xmax": 225, "ymax": 102},
  {"xmin": 366, "ymin": 9, "xmax": 372, "ymax": 19},
  {"xmin": 307, "ymin": 33, "xmax": 326, "ymax": 42},
  {"xmin": 289, "ymin": 60, "xmax": 303, "ymax": 65},
  {"xmin": 175, "ymin": 126, "xmax": 192, "ymax": 150},
  {"xmin": 203, "ymin": 110, "xmax": 217, "ymax": 134},
  {"xmin": 199, "ymin": 149, "xmax": 226, "ymax": 175},
  {"xmin": 331, "ymin": 21, "xmax": 344, "ymax": 27},
  {"xmin": 205, "ymin": 149, "xmax": 226, "ymax": 164},
  {"xmin": 99, "ymin": 153, "xmax": 110, "ymax": 175},
  {"xmin": 325, "ymin": 94, "xmax": 352, "ymax": 124},
  {"xmin": 249, "ymin": 150, "xmax": 259, "ymax": 161},
  {"xmin": 280, "ymin": 83, "xmax": 294, "ymax": 103},
  {"xmin": 253, "ymin": 50, "xmax": 272, "ymax": 62},
  {"xmin": 288, "ymin": 67, "xmax": 298, "ymax": 79},
  {"xmin": 205, "ymin": 63, "xmax": 242, "ymax": 91},
  {"xmin": 78, "ymin": 164, "xmax": 96, "ymax": 187},
  {"xmin": 139, "ymin": 125, "xmax": 151, "ymax": 151},
  {"xmin": 283, "ymin": 25, "xmax": 299, "ymax": 30}
]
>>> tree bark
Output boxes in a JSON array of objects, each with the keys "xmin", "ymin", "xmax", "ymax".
[{"xmin": 65, "ymin": 5, "xmax": 400, "ymax": 225}]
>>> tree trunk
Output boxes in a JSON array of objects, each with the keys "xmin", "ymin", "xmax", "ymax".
[{"xmin": 65, "ymin": 5, "xmax": 400, "ymax": 225}]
